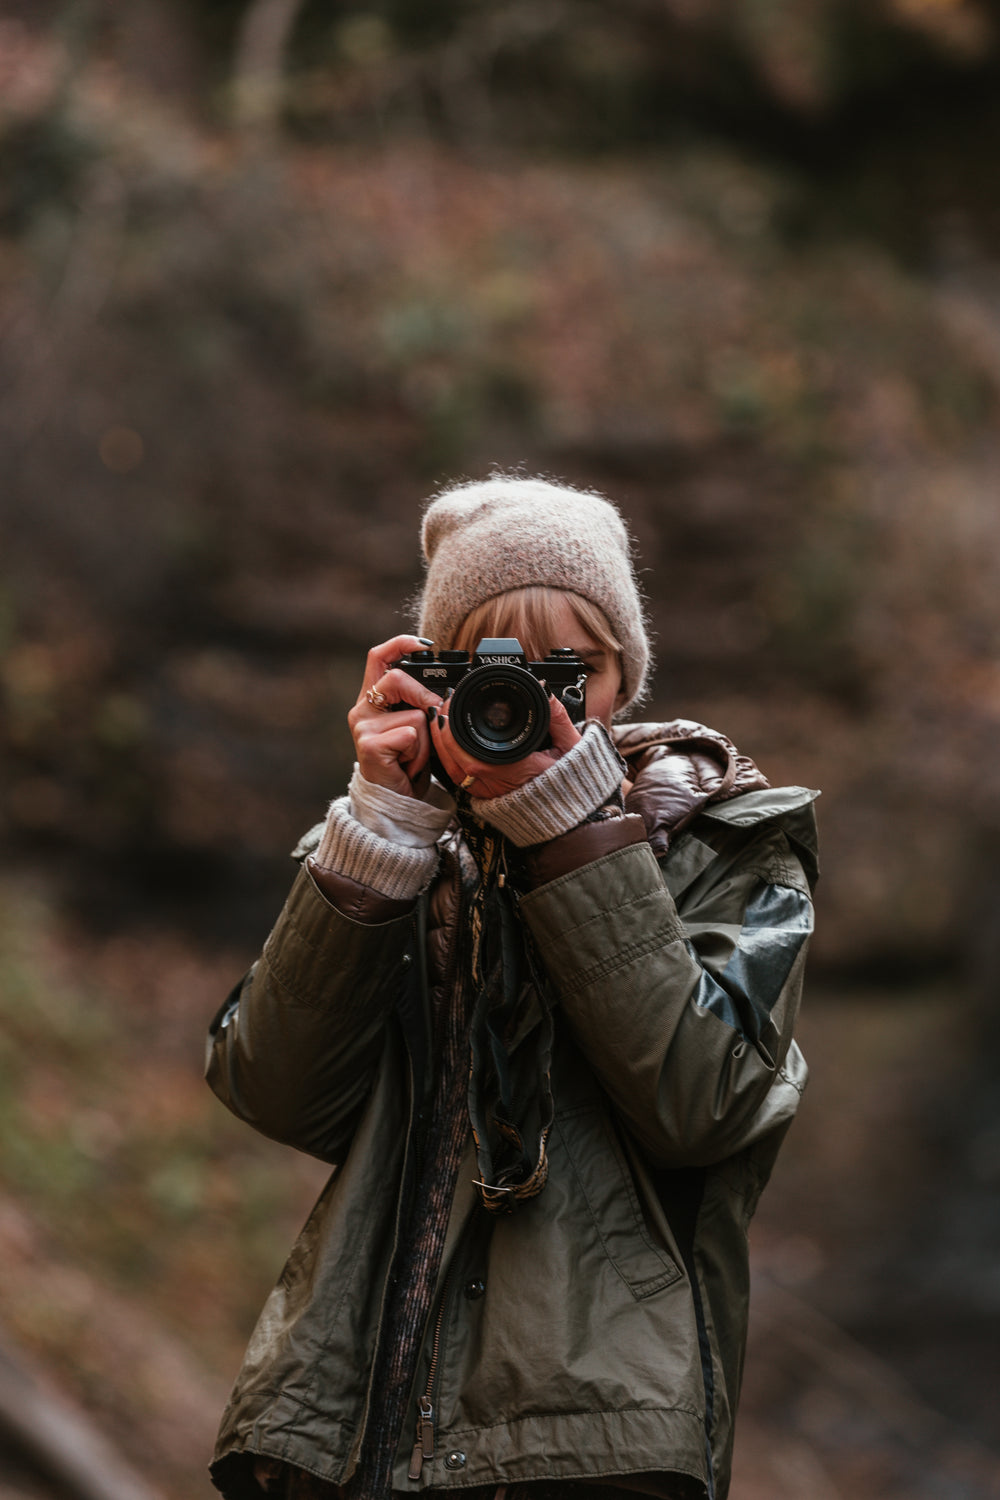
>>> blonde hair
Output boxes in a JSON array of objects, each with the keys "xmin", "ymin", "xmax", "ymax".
[{"xmin": 449, "ymin": 587, "xmax": 622, "ymax": 673}]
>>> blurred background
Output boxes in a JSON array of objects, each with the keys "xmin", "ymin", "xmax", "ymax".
[{"xmin": 2, "ymin": 1, "xmax": 1000, "ymax": 1496}]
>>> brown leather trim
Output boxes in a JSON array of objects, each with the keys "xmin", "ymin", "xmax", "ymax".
[
  {"xmin": 306, "ymin": 859, "xmax": 416, "ymax": 924},
  {"xmin": 522, "ymin": 813, "xmax": 649, "ymax": 888}
]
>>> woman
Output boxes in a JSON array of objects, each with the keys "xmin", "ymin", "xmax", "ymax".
[{"xmin": 206, "ymin": 475, "xmax": 818, "ymax": 1500}]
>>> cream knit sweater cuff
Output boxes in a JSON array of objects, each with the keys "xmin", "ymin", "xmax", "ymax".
[
  {"xmin": 470, "ymin": 722, "xmax": 626, "ymax": 848},
  {"xmin": 347, "ymin": 766, "xmax": 455, "ymax": 847},
  {"xmin": 312, "ymin": 796, "xmax": 440, "ymax": 901}
]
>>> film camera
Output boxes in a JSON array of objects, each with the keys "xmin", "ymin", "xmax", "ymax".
[{"xmin": 393, "ymin": 638, "xmax": 587, "ymax": 764}]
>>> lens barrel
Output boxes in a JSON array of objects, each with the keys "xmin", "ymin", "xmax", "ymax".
[{"xmin": 449, "ymin": 663, "xmax": 551, "ymax": 764}]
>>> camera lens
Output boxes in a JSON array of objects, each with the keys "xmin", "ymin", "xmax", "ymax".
[{"xmin": 449, "ymin": 665, "xmax": 551, "ymax": 764}]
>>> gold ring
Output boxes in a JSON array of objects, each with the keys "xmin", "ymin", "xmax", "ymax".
[
  {"xmin": 460, "ymin": 773, "xmax": 475, "ymax": 790},
  {"xmin": 366, "ymin": 686, "xmax": 389, "ymax": 709}
]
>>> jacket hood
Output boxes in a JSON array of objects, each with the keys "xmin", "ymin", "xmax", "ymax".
[{"xmin": 613, "ymin": 719, "xmax": 772, "ymax": 857}]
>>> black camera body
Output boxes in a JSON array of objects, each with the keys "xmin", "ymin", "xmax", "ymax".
[{"xmin": 393, "ymin": 638, "xmax": 587, "ymax": 764}]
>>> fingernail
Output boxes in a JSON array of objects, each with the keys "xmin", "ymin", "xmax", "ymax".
[
  {"xmin": 437, "ymin": 714, "xmax": 445, "ymax": 730},
  {"xmin": 426, "ymin": 706, "xmax": 436, "ymax": 721},
  {"xmin": 418, "ymin": 637, "xmax": 434, "ymax": 646},
  {"xmin": 444, "ymin": 686, "xmax": 454, "ymax": 701}
]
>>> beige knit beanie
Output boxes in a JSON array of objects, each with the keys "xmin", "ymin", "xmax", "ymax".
[{"xmin": 417, "ymin": 475, "xmax": 651, "ymax": 709}]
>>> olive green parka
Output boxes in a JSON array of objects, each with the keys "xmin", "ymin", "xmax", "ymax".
[{"xmin": 206, "ymin": 722, "xmax": 819, "ymax": 1500}]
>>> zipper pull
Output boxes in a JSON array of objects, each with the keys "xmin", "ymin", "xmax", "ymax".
[{"xmin": 407, "ymin": 1396, "xmax": 434, "ymax": 1480}]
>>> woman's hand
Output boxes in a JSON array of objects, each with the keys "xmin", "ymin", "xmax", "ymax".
[
  {"xmin": 430, "ymin": 691, "xmax": 582, "ymax": 800},
  {"xmin": 348, "ymin": 636, "xmax": 444, "ymax": 798}
]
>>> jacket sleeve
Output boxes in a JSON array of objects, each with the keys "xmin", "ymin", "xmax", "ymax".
[
  {"xmin": 205, "ymin": 862, "xmax": 416, "ymax": 1163},
  {"xmin": 516, "ymin": 817, "xmax": 814, "ymax": 1168}
]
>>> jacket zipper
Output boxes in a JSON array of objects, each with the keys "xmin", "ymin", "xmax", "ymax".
[{"xmin": 407, "ymin": 1268, "xmax": 452, "ymax": 1480}]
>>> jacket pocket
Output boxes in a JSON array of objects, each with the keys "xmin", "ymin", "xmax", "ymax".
[{"xmin": 556, "ymin": 1103, "xmax": 683, "ymax": 1300}]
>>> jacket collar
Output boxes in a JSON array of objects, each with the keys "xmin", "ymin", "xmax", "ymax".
[{"xmin": 612, "ymin": 718, "xmax": 771, "ymax": 857}]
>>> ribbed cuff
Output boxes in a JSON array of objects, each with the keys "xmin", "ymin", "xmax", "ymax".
[
  {"xmin": 312, "ymin": 796, "xmax": 440, "ymax": 901},
  {"xmin": 348, "ymin": 766, "xmax": 454, "ymax": 849},
  {"xmin": 471, "ymin": 722, "xmax": 626, "ymax": 847}
]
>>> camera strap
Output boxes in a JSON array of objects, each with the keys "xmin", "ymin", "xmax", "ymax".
[{"xmin": 461, "ymin": 815, "xmax": 554, "ymax": 1215}]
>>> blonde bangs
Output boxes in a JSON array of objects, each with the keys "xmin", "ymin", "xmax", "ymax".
[{"xmin": 450, "ymin": 587, "xmax": 622, "ymax": 662}]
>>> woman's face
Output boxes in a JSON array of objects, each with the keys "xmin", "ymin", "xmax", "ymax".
[{"xmin": 534, "ymin": 591, "xmax": 625, "ymax": 730}]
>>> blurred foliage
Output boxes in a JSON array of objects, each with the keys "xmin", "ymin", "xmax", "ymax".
[
  {"xmin": 0, "ymin": 0, "xmax": 998, "ymax": 1101},
  {"xmin": 0, "ymin": 881, "xmax": 327, "ymax": 1492},
  {"xmin": 208, "ymin": 0, "xmax": 1000, "ymax": 150},
  {"xmin": 5, "ymin": 0, "xmax": 1000, "ymax": 967}
]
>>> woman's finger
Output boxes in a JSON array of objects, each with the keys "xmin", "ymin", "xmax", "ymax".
[
  {"xmin": 373, "ymin": 723, "xmax": 423, "ymax": 761},
  {"xmin": 352, "ymin": 704, "xmax": 433, "ymax": 795},
  {"xmin": 360, "ymin": 636, "xmax": 435, "ymax": 696},
  {"xmin": 430, "ymin": 710, "xmax": 547, "ymax": 799},
  {"xmin": 429, "ymin": 706, "xmax": 504, "ymax": 792},
  {"xmin": 427, "ymin": 707, "xmax": 467, "ymax": 788},
  {"xmin": 354, "ymin": 704, "xmax": 428, "ymax": 748},
  {"xmin": 546, "ymin": 694, "xmax": 584, "ymax": 755},
  {"xmin": 355, "ymin": 665, "xmax": 443, "ymax": 717},
  {"xmin": 355, "ymin": 722, "xmax": 427, "ymax": 792}
]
